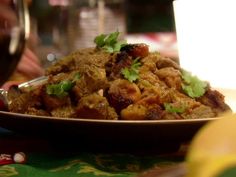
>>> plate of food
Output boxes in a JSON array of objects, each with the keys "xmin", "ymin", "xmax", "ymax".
[{"xmin": 0, "ymin": 32, "xmax": 233, "ymax": 145}]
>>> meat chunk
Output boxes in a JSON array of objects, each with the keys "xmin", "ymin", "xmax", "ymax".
[
  {"xmin": 197, "ymin": 89, "xmax": 232, "ymax": 116},
  {"xmin": 137, "ymin": 87, "xmax": 162, "ymax": 106},
  {"xmin": 25, "ymin": 107, "xmax": 50, "ymax": 116},
  {"xmin": 156, "ymin": 57, "xmax": 180, "ymax": 70},
  {"xmin": 107, "ymin": 79, "xmax": 141, "ymax": 112},
  {"xmin": 121, "ymin": 43, "xmax": 149, "ymax": 58},
  {"xmin": 181, "ymin": 104, "xmax": 216, "ymax": 119},
  {"xmin": 51, "ymin": 106, "xmax": 76, "ymax": 118},
  {"xmin": 41, "ymin": 86, "xmax": 72, "ymax": 111},
  {"xmin": 46, "ymin": 48, "xmax": 111, "ymax": 75},
  {"xmin": 156, "ymin": 67, "xmax": 182, "ymax": 90},
  {"xmin": 8, "ymin": 88, "xmax": 43, "ymax": 114},
  {"xmin": 76, "ymin": 93, "xmax": 118, "ymax": 120},
  {"xmin": 105, "ymin": 52, "xmax": 133, "ymax": 80},
  {"xmin": 72, "ymin": 65, "xmax": 109, "ymax": 100}
]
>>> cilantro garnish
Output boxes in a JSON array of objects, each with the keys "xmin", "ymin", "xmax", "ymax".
[
  {"xmin": 46, "ymin": 80, "xmax": 74, "ymax": 97},
  {"xmin": 121, "ymin": 58, "xmax": 141, "ymax": 82},
  {"xmin": 164, "ymin": 103, "xmax": 186, "ymax": 113},
  {"xmin": 72, "ymin": 72, "xmax": 81, "ymax": 82},
  {"xmin": 46, "ymin": 72, "xmax": 81, "ymax": 97},
  {"xmin": 181, "ymin": 70, "xmax": 208, "ymax": 98},
  {"xmin": 94, "ymin": 31, "xmax": 127, "ymax": 53}
]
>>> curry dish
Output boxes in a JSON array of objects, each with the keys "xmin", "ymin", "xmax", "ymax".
[{"xmin": 7, "ymin": 34, "xmax": 231, "ymax": 120}]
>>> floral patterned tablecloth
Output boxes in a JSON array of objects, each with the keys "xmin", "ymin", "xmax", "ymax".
[
  {"xmin": 0, "ymin": 128, "xmax": 185, "ymax": 177},
  {"xmin": 0, "ymin": 152, "xmax": 184, "ymax": 177}
]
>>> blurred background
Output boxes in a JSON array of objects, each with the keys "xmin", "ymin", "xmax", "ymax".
[{"xmin": 27, "ymin": 0, "xmax": 177, "ymax": 68}]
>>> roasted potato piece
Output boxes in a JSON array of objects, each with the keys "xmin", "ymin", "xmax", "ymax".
[
  {"xmin": 121, "ymin": 103, "xmax": 167, "ymax": 120},
  {"xmin": 120, "ymin": 104, "xmax": 147, "ymax": 120}
]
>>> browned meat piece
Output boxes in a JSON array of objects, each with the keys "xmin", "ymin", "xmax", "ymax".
[
  {"xmin": 161, "ymin": 112, "xmax": 182, "ymax": 120},
  {"xmin": 7, "ymin": 85, "xmax": 22, "ymax": 103},
  {"xmin": 141, "ymin": 52, "xmax": 161, "ymax": 63},
  {"xmin": 137, "ymin": 87, "xmax": 174, "ymax": 105},
  {"xmin": 81, "ymin": 65, "xmax": 108, "ymax": 92},
  {"xmin": 156, "ymin": 57, "xmax": 180, "ymax": 70},
  {"xmin": 121, "ymin": 103, "xmax": 171, "ymax": 120},
  {"xmin": 137, "ymin": 87, "xmax": 162, "ymax": 106},
  {"xmin": 45, "ymin": 52, "xmax": 76, "ymax": 75},
  {"xmin": 121, "ymin": 43, "xmax": 149, "ymax": 58},
  {"xmin": 141, "ymin": 52, "xmax": 175, "ymax": 69},
  {"xmin": 181, "ymin": 104, "xmax": 216, "ymax": 119},
  {"xmin": 139, "ymin": 52, "xmax": 181, "ymax": 89},
  {"xmin": 8, "ymin": 88, "xmax": 43, "ymax": 114},
  {"xmin": 156, "ymin": 67, "xmax": 182, "ymax": 90},
  {"xmin": 47, "ymin": 71, "xmax": 77, "ymax": 84},
  {"xmin": 76, "ymin": 93, "xmax": 118, "ymax": 120},
  {"xmin": 8, "ymin": 93, "xmax": 34, "ymax": 113},
  {"xmin": 46, "ymin": 48, "xmax": 112, "ymax": 75},
  {"xmin": 138, "ymin": 54, "xmax": 168, "ymax": 90},
  {"xmin": 138, "ymin": 70, "xmax": 167, "ymax": 90},
  {"xmin": 51, "ymin": 106, "xmax": 76, "ymax": 118},
  {"xmin": 145, "ymin": 105, "xmax": 166, "ymax": 120},
  {"xmin": 197, "ymin": 89, "xmax": 232, "ymax": 116},
  {"xmin": 25, "ymin": 107, "xmax": 50, "ymax": 116},
  {"xmin": 106, "ymin": 52, "xmax": 133, "ymax": 80},
  {"xmin": 41, "ymin": 87, "xmax": 72, "ymax": 111},
  {"xmin": 72, "ymin": 65, "xmax": 109, "ymax": 100},
  {"xmin": 107, "ymin": 79, "xmax": 141, "ymax": 112},
  {"xmin": 72, "ymin": 79, "xmax": 90, "ymax": 100},
  {"xmin": 165, "ymin": 89, "xmax": 201, "ymax": 109}
]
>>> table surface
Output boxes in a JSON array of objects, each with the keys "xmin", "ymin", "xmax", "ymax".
[{"xmin": 0, "ymin": 127, "xmax": 186, "ymax": 177}]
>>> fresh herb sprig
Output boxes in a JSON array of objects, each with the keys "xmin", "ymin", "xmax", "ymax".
[
  {"xmin": 121, "ymin": 58, "xmax": 141, "ymax": 82},
  {"xmin": 46, "ymin": 72, "xmax": 81, "ymax": 97},
  {"xmin": 94, "ymin": 31, "xmax": 127, "ymax": 53},
  {"xmin": 181, "ymin": 70, "xmax": 208, "ymax": 98},
  {"xmin": 46, "ymin": 80, "xmax": 74, "ymax": 98},
  {"xmin": 164, "ymin": 103, "xmax": 186, "ymax": 113}
]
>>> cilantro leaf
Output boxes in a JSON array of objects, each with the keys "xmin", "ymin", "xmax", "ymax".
[
  {"xmin": 121, "ymin": 58, "xmax": 141, "ymax": 82},
  {"xmin": 72, "ymin": 72, "xmax": 81, "ymax": 82},
  {"xmin": 46, "ymin": 80, "xmax": 74, "ymax": 98},
  {"xmin": 94, "ymin": 31, "xmax": 127, "ymax": 53},
  {"xmin": 46, "ymin": 72, "xmax": 82, "ymax": 98},
  {"xmin": 181, "ymin": 70, "xmax": 208, "ymax": 98},
  {"xmin": 164, "ymin": 103, "xmax": 186, "ymax": 113},
  {"xmin": 94, "ymin": 34, "xmax": 106, "ymax": 47}
]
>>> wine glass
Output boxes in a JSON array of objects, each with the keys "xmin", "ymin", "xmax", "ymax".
[{"xmin": 0, "ymin": 0, "xmax": 30, "ymax": 85}]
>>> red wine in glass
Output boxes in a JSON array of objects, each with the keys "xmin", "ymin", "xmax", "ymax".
[{"xmin": 0, "ymin": 0, "xmax": 29, "ymax": 86}]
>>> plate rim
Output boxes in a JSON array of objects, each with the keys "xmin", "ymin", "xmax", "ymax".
[{"xmin": 0, "ymin": 110, "xmax": 220, "ymax": 125}]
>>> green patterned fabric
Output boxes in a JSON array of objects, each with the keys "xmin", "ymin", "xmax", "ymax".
[{"xmin": 0, "ymin": 152, "xmax": 183, "ymax": 177}]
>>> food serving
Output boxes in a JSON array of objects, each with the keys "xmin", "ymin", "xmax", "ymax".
[{"xmin": 7, "ymin": 32, "xmax": 231, "ymax": 120}]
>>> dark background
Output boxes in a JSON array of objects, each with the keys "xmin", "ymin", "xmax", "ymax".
[
  {"xmin": 126, "ymin": 0, "xmax": 175, "ymax": 33},
  {"xmin": 30, "ymin": 0, "xmax": 176, "ymax": 34}
]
